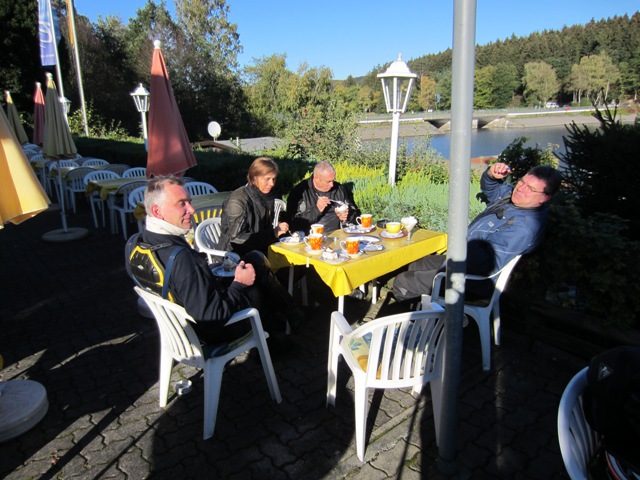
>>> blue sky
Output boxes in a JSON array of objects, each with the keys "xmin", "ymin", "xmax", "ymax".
[{"xmin": 74, "ymin": 0, "xmax": 639, "ymax": 80}]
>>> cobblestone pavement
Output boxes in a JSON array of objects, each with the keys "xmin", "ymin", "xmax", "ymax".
[{"xmin": 0, "ymin": 203, "xmax": 585, "ymax": 479}]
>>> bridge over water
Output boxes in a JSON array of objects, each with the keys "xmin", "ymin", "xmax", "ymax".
[{"xmin": 356, "ymin": 107, "xmax": 594, "ymax": 133}]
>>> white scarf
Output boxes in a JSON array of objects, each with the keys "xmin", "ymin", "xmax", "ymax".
[{"xmin": 145, "ymin": 215, "xmax": 191, "ymax": 237}]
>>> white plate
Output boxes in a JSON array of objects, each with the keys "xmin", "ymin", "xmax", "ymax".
[
  {"xmin": 343, "ymin": 225, "xmax": 376, "ymax": 234},
  {"xmin": 304, "ymin": 246, "xmax": 325, "ymax": 255},
  {"xmin": 380, "ymin": 229, "xmax": 407, "ymax": 239},
  {"xmin": 279, "ymin": 236, "xmax": 304, "ymax": 246},
  {"xmin": 321, "ymin": 253, "xmax": 350, "ymax": 264},
  {"xmin": 348, "ymin": 235, "xmax": 380, "ymax": 243},
  {"xmin": 211, "ymin": 266, "xmax": 235, "ymax": 277}
]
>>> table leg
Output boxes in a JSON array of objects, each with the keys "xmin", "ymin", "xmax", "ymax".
[
  {"xmin": 338, "ymin": 295, "xmax": 344, "ymax": 314},
  {"xmin": 287, "ymin": 265, "xmax": 294, "ymax": 296}
]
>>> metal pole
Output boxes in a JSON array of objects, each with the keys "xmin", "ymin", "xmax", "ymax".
[
  {"xmin": 66, "ymin": 0, "xmax": 89, "ymax": 136},
  {"xmin": 389, "ymin": 111, "xmax": 400, "ymax": 186},
  {"xmin": 437, "ymin": 0, "xmax": 477, "ymax": 476},
  {"xmin": 141, "ymin": 111, "xmax": 148, "ymax": 151},
  {"xmin": 47, "ymin": 0, "xmax": 65, "ymax": 108}
]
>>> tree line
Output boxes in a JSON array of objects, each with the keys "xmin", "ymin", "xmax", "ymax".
[{"xmin": 1, "ymin": 0, "xmax": 639, "ymax": 143}]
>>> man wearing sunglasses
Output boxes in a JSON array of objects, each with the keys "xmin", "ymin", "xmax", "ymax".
[{"xmin": 393, "ymin": 162, "xmax": 563, "ymax": 303}]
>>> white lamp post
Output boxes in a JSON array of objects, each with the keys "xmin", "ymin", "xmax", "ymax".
[
  {"xmin": 60, "ymin": 96, "xmax": 71, "ymax": 124},
  {"xmin": 377, "ymin": 54, "xmax": 417, "ymax": 186},
  {"xmin": 130, "ymin": 83, "xmax": 150, "ymax": 150}
]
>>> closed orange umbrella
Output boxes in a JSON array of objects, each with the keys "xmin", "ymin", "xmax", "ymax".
[
  {"xmin": 4, "ymin": 91, "xmax": 29, "ymax": 145},
  {"xmin": 147, "ymin": 40, "xmax": 196, "ymax": 178},
  {"xmin": 33, "ymin": 82, "xmax": 45, "ymax": 146},
  {"xmin": 0, "ymin": 105, "xmax": 50, "ymax": 228}
]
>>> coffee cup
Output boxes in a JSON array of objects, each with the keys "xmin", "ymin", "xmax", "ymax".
[
  {"xmin": 340, "ymin": 237, "xmax": 360, "ymax": 255},
  {"xmin": 310, "ymin": 223, "xmax": 324, "ymax": 235},
  {"xmin": 305, "ymin": 233, "xmax": 324, "ymax": 251},
  {"xmin": 385, "ymin": 221, "xmax": 402, "ymax": 234},
  {"xmin": 335, "ymin": 204, "xmax": 348, "ymax": 215},
  {"xmin": 356, "ymin": 214, "xmax": 372, "ymax": 229}
]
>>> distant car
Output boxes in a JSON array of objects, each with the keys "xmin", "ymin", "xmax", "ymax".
[{"xmin": 545, "ymin": 101, "xmax": 559, "ymax": 108}]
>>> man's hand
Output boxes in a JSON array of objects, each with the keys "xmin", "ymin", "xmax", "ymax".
[
  {"xmin": 489, "ymin": 162, "xmax": 511, "ymax": 179},
  {"xmin": 316, "ymin": 196, "xmax": 331, "ymax": 212},
  {"xmin": 274, "ymin": 222, "xmax": 289, "ymax": 237},
  {"xmin": 234, "ymin": 261, "xmax": 255, "ymax": 286}
]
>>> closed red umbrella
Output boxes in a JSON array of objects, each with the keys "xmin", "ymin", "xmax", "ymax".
[
  {"xmin": 146, "ymin": 40, "xmax": 196, "ymax": 178},
  {"xmin": 33, "ymin": 82, "xmax": 45, "ymax": 146}
]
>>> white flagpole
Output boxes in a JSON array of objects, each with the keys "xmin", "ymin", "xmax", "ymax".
[
  {"xmin": 46, "ymin": 0, "xmax": 66, "ymax": 120},
  {"xmin": 66, "ymin": 0, "xmax": 88, "ymax": 136}
]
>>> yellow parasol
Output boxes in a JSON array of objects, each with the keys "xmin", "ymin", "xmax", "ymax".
[
  {"xmin": 4, "ymin": 91, "xmax": 29, "ymax": 145},
  {"xmin": 42, "ymin": 73, "xmax": 77, "ymax": 160},
  {"xmin": 147, "ymin": 40, "xmax": 196, "ymax": 177},
  {"xmin": 0, "ymin": 104, "xmax": 50, "ymax": 228}
]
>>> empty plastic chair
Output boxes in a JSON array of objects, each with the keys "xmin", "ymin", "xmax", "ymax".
[
  {"xmin": 84, "ymin": 170, "xmax": 121, "ymax": 228},
  {"xmin": 82, "ymin": 158, "xmax": 110, "ymax": 167},
  {"xmin": 122, "ymin": 167, "xmax": 147, "ymax": 178},
  {"xmin": 103, "ymin": 164, "xmax": 130, "ymax": 176},
  {"xmin": 111, "ymin": 180, "xmax": 147, "ymax": 239},
  {"xmin": 194, "ymin": 218, "xmax": 227, "ymax": 264},
  {"xmin": 185, "ymin": 181, "xmax": 218, "ymax": 196}
]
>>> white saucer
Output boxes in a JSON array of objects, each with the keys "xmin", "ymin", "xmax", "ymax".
[
  {"xmin": 348, "ymin": 235, "xmax": 380, "ymax": 243},
  {"xmin": 321, "ymin": 253, "xmax": 350, "ymax": 264},
  {"xmin": 211, "ymin": 266, "xmax": 235, "ymax": 277},
  {"xmin": 361, "ymin": 243, "xmax": 384, "ymax": 252},
  {"xmin": 343, "ymin": 225, "xmax": 376, "ymax": 234},
  {"xmin": 304, "ymin": 246, "xmax": 324, "ymax": 255},
  {"xmin": 380, "ymin": 229, "xmax": 407, "ymax": 239}
]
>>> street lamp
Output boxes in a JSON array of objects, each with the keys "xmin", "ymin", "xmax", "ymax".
[
  {"xmin": 130, "ymin": 83, "xmax": 150, "ymax": 150},
  {"xmin": 60, "ymin": 96, "xmax": 71, "ymax": 123},
  {"xmin": 377, "ymin": 54, "xmax": 418, "ymax": 186}
]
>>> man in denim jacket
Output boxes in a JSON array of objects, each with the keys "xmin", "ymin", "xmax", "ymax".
[{"xmin": 393, "ymin": 162, "xmax": 562, "ymax": 302}]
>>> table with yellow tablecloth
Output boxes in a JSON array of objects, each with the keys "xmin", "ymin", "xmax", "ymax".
[{"xmin": 268, "ymin": 228, "xmax": 447, "ymax": 312}]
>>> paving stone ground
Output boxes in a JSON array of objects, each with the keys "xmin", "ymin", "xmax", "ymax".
[{"xmin": 0, "ymin": 201, "xmax": 584, "ymax": 479}]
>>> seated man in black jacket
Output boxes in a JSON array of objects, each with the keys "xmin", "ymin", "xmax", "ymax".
[
  {"xmin": 287, "ymin": 161, "xmax": 360, "ymax": 234},
  {"xmin": 138, "ymin": 175, "xmax": 300, "ymax": 344}
]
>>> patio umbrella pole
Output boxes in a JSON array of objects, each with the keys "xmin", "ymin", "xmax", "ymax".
[{"xmin": 41, "ymin": 167, "xmax": 88, "ymax": 242}]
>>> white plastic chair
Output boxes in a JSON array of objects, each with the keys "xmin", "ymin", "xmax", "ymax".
[
  {"xmin": 84, "ymin": 170, "xmax": 121, "ymax": 228},
  {"xmin": 273, "ymin": 198, "xmax": 286, "ymax": 228},
  {"xmin": 103, "ymin": 164, "xmax": 130, "ymax": 176},
  {"xmin": 558, "ymin": 367, "xmax": 600, "ymax": 480},
  {"xmin": 122, "ymin": 167, "xmax": 147, "ymax": 178},
  {"xmin": 185, "ymin": 181, "xmax": 218, "ymax": 196},
  {"xmin": 82, "ymin": 158, "xmax": 110, "ymax": 167},
  {"xmin": 134, "ymin": 286, "xmax": 282, "ymax": 440},
  {"xmin": 128, "ymin": 186, "xmax": 147, "ymax": 233},
  {"xmin": 110, "ymin": 180, "xmax": 147, "ymax": 239},
  {"xmin": 63, "ymin": 166, "xmax": 96, "ymax": 213},
  {"xmin": 327, "ymin": 304, "xmax": 446, "ymax": 462},
  {"xmin": 194, "ymin": 217, "xmax": 227, "ymax": 265},
  {"xmin": 191, "ymin": 205, "xmax": 224, "ymax": 228},
  {"xmin": 424, "ymin": 254, "xmax": 521, "ymax": 371}
]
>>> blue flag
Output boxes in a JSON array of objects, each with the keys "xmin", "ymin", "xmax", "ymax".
[{"xmin": 39, "ymin": 0, "xmax": 61, "ymax": 67}]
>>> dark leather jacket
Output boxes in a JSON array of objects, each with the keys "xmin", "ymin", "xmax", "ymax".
[
  {"xmin": 286, "ymin": 176, "xmax": 360, "ymax": 233},
  {"xmin": 218, "ymin": 184, "xmax": 279, "ymax": 256}
]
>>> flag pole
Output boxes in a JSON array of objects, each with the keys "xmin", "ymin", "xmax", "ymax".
[
  {"xmin": 66, "ymin": 0, "xmax": 88, "ymax": 136},
  {"xmin": 46, "ymin": 0, "xmax": 65, "ymax": 104}
]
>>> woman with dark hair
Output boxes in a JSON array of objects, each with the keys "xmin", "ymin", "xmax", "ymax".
[{"xmin": 219, "ymin": 157, "xmax": 290, "ymax": 256}]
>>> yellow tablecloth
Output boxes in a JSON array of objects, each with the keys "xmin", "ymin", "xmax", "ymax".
[
  {"xmin": 268, "ymin": 228, "xmax": 447, "ymax": 298},
  {"xmin": 133, "ymin": 191, "xmax": 231, "ymax": 221}
]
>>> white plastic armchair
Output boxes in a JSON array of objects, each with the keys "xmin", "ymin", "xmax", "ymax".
[
  {"xmin": 128, "ymin": 186, "xmax": 147, "ymax": 233},
  {"xmin": 63, "ymin": 166, "xmax": 96, "ymax": 213},
  {"xmin": 327, "ymin": 304, "xmax": 446, "ymax": 462},
  {"xmin": 82, "ymin": 158, "xmax": 110, "ymax": 167},
  {"xmin": 84, "ymin": 170, "xmax": 120, "ymax": 228},
  {"xmin": 122, "ymin": 167, "xmax": 147, "ymax": 178},
  {"xmin": 134, "ymin": 286, "xmax": 281, "ymax": 440},
  {"xmin": 558, "ymin": 367, "xmax": 600, "ymax": 480},
  {"xmin": 194, "ymin": 217, "xmax": 227, "ymax": 265},
  {"xmin": 424, "ymin": 254, "xmax": 521, "ymax": 371},
  {"xmin": 273, "ymin": 198, "xmax": 286, "ymax": 228},
  {"xmin": 185, "ymin": 181, "xmax": 218, "ymax": 196},
  {"xmin": 111, "ymin": 180, "xmax": 147, "ymax": 238}
]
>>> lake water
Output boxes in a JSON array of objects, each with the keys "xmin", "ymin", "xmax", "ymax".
[{"xmin": 386, "ymin": 125, "xmax": 571, "ymax": 159}]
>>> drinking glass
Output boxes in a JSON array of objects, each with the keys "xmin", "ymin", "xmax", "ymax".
[{"xmin": 401, "ymin": 216, "xmax": 418, "ymax": 242}]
